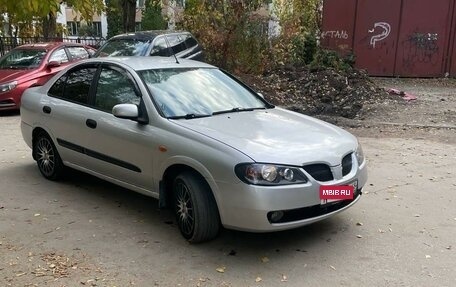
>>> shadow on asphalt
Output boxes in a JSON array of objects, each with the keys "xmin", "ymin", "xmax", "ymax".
[
  {"xmin": 7, "ymin": 161, "xmax": 352, "ymax": 258},
  {"xmin": 0, "ymin": 110, "xmax": 20, "ymax": 117}
]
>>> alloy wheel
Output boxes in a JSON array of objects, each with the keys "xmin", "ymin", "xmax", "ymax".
[
  {"xmin": 36, "ymin": 137, "xmax": 55, "ymax": 177},
  {"xmin": 175, "ymin": 181, "xmax": 195, "ymax": 237}
]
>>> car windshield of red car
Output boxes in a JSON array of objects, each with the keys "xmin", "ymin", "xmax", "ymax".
[{"xmin": 0, "ymin": 49, "xmax": 47, "ymax": 70}]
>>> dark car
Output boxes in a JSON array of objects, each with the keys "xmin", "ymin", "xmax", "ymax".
[
  {"xmin": 0, "ymin": 42, "xmax": 96, "ymax": 111},
  {"xmin": 94, "ymin": 30, "xmax": 204, "ymax": 61}
]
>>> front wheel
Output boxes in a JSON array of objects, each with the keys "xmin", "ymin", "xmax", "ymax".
[
  {"xmin": 33, "ymin": 132, "xmax": 64, "ymax": 180},
  {"xmin": 173, "ymin": 171, "xmax": 220, "ymax": 243}
]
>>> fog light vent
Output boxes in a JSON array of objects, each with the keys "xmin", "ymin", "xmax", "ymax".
[{"xmin": 268, "ymin": 211, "xmax": 284, "ymax": 223}]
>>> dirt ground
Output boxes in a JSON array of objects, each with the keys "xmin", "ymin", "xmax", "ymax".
[{"xmin": 1, "ymin": 78, "xmax": 455, "ymax": 287}]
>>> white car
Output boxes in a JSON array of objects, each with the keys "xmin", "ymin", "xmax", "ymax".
[{"xmin": 20, "ymin": 57, "xmax": 368, "ymax": 242}]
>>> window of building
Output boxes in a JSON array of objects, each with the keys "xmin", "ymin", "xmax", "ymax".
[
  {"xmin": 67, "ymin": 21, "xmax": 80, "ymax": 36},
  {"xmin": 87, "ymin": 22, "xmax": 102, "ymax": 37}
]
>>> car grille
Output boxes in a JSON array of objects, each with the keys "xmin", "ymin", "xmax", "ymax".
[
  {"xmin": 342, "ymin": 153, "xmax": 353, "ymax": 176},
  {"xmin": 303, "ymin": 164, "xmax": 334, "ymax": 181}
]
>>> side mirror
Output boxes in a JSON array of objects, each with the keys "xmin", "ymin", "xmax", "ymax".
[
  {"xmin": 47, "ymin": 61, "xmax": 61, "ymax": 68},
  {"xmin": 112, "ymin": 104, "xmax": 139, "ymax": 120}
]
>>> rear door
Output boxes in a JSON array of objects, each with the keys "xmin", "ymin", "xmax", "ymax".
[{"xmin": 43, "ymin": 64, "xmax": 98, "ymax": 166}]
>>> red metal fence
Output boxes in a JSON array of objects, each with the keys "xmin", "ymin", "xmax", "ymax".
[{"xmin": 322, "ymin": 0, "xmax": 456, "ymax": 77}]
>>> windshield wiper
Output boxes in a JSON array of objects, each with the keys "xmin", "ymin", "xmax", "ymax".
[
  {"xmin": 212, "ymin": 107, "xmax": 266, "ymax": 116},
  {"xmin": 168, "ymin": 113, "xmax": 212, "ymax": 120}
]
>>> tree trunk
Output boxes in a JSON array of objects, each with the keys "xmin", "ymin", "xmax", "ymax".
[
  {"xmin": 122, "ymin": 0, "xmax": 137, "ymax": 33},
  {"xmin": 42, "ymin": 12, "xmax": 57, "ymax": 40}
]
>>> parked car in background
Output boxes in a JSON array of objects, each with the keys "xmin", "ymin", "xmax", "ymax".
[
  {"xmin": 94, "ymin": 30, "xmax": 204, "ymax": 61},
  {"xmin": 0, "ymin": 42, "xmax": 96, "ymax": 111},
  {"xmin": 20, "ymin": 57, "xmax": 367, "ymax": 243}
]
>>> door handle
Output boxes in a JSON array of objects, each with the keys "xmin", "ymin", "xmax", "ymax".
[
  {"xmin": 42, "ymin": 106, "xmax": 51, "ymax": 114},
  {"xmin": 86, "ymin": 119, "xmax": 97, "ymax": 129}
]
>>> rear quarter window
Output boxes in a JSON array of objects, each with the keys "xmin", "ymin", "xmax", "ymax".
[
  {"xmin": 67, "ymin": 47, "xmax": 90, "ymax": 61},
  {"xmin": 183, "ymin": 34, "xmax": 198, "ymax": 49},
  {"xmin": 166, "ymin": 35, "xmax": 186, "ymax": 54}
]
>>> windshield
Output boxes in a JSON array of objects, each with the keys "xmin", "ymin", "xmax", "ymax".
[
  {"xmin": 0, "ymin": 49, "xmax": 46, "ymax": 69},
  {"xmin": 140, "ymin": 68, "xmax": 269, "ymax": 118},
  {"xmin": 95, "ymin": 39, "xmax": 150, "ymax": 57}
]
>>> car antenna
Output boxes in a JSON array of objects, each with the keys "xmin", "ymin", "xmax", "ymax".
[
  {"xmin": 164, "ymin": 35, "xmax": 179, "ymax": 64},
  {"xmin": 172, "ymin": 51, "xmax": 180, "ymax": 64}
]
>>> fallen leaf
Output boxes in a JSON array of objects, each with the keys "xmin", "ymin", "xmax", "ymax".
[
  {"xmin": 34, "ymin": 213, "xmax": 41, "ymax": 217},
  {"xmin": 261, "ymin": 256, "xmax": 269, "ymax": 263},
  {"xmin": 281, "ymin": 274, "xmax": 288, "ymax": 282},
  {"xmin": 356, "ymin": 222, "xmax": 363, "ymax": 226},
  {"xmin": 446, "ymin": 246, "xmax": 452, "ymax": 250},
  {"xmin": 425, "ymin": 255, "xmax": 431, "ymax": 259},
  {"xmin": 255, "ymin": 277, "xmax": 262, "ymax": 282},
  {"xmin": 216, "ymin": 266, "xmax": 226, "ymax": 273},
  {"xmin": 356, "ymin": 235, "xmax": 363, "ymax": 238},
  {"xmin": 414, "ymin": 214, "xmax": 420, "ymax": 217},
  {"xmin": 330, "ymin": 265, "xmax": 336, "ymax": 271}
]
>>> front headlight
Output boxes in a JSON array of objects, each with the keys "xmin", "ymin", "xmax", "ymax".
[
  {"xmin": 235, "ymin": 163, "xmax": 308, "ymax": 186},
  {"xmin": 0, "ymin": 81, "xmax": 17, "ymax": 93},
  {"xmin": 355, "ymin": 143, "xmax": 365, "ymax": 166}
]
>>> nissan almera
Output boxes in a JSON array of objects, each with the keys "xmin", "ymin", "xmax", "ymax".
[{"xmin": 20, "ymin": 57, "xmax": 367, "ymax": 242}]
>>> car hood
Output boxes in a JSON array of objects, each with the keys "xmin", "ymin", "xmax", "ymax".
[
  {"xmin": 0, "ymin": 69, "xmax": 32, "ymax": 83},
  {"xmin": 172, "ymin": 108, "xmax": 358, "ymax": 166}
]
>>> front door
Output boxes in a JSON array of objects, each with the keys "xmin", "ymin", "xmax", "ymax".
[{"xmin": 81, "ymin": 64, "xmax": 157, "ymax": 191}]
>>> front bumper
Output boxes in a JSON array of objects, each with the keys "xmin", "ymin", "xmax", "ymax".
[
  {"xmin": 216, "ymin": 160, "xmax": 368, "ymax": 232},
  {"xmin": 0, "ymin": 89, "xmax": 21, "ymax": 111}
]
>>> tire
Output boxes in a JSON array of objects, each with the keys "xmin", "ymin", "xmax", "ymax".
[
  {"xmin": 173, "ymin": 171, "xmax": 220, "ymax": 243},
  {"xmin": 33, "ymin": 132, "xmax": 64, "ymax": 180}
]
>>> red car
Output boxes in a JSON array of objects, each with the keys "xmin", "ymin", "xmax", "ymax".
[{"xmin": 0, "ymin": 42, "xmax": 96, "ymax": 111}]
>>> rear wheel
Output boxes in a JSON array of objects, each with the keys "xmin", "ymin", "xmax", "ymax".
[
  {"xmin": 173, "ymin": 171, "xmax": 220, "ymax": 243},
  {"xmin": 33, "ymin": 132, "xmax": 64, "ymax": 180}
]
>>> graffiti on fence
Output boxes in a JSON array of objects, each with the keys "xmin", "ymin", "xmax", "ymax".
[
  {"xmin": 321, "ymin": 30, "xmax": 349, "ymax": 40},
  {"xmin": 368, "ymin": 22, "xmax": 391, "ymax": 48},
  {"xmin": 402, "ymin": 32, "xmax": 439, "ymax": 68}
]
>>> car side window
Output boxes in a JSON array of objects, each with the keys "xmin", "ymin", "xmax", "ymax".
[
  {"xmin": 166, "ymin": 35, "xmax": 186, "ymax": 54},
  {"xmin": 183, "ymin": 34, "xmax": 198, "ymax": 49},
  {"xmin": 150, "ymin": 37, "xmax": 170, "ymax": 57},
  {"xmin": 67, "ymin": 47, "xmax": 90, "ymax": 61},
  {"xmin": 94, "ymin": 66, "xmax": 140, "ymax": 112},
  {"xmin": 60, "ymin": 67, "xmax": 97, "ymax": 104},
  {"xmin": 49, "ymin": 48, "xmax": 69, "ymax": 63}
]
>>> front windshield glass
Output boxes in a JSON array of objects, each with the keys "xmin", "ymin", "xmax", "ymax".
[
  {"xmin": 95, "ymin": 39, "xmax": 150, "ymax": 57},
  {"xmin": 140, "ymin": 68, "xmax": 268, "ymax": 118},
  {"xmin": 0, "ymin": 49, "xmax": 46, "ymax": 69}
]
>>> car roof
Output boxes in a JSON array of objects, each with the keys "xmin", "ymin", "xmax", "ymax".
[
  {"xmin": 15, "ymin": 42, "xmax": 87, "ymax": 50},
  {"xmin": 109, "ymin": 30, "xmax": 190, "ymax": 41},
  {"xmin": 79, "ymin": 56, "xmax": 215, "ymax": 71}
]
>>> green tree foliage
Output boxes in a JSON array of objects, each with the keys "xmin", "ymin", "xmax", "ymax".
[
  {"xmin": 106, "ymin": 0, "xmax": 139, "ymax": 36},
  {"xmin": 141, "ymin": 0, "xmax": 167, "ymax": 31},
  {"xmin": 180, "ymin": 0, "xmax": 271, "ymax": 73},
  {"xmin": 106, "ymin": 0, "xmax": 123, "ymax": 38},
  {"xmin": 0, "ymin": 0, "xmax": 104, "ymax": 38},
  {"xmin": 180, "ymin": 0, "xmax": 325, "ymax": 73}
]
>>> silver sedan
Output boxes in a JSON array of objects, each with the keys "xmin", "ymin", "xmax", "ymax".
[{"xmin": 20, "ymin": 57, "xmax": 368, "ymax": 242}]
